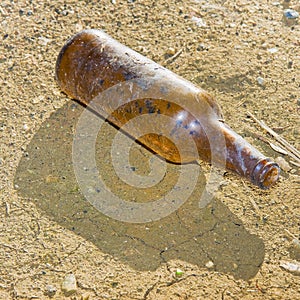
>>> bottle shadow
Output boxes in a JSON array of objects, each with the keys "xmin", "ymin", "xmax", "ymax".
[{"xmin": 14, "ymin": 101, "xmax": 264, "ymax": 280}]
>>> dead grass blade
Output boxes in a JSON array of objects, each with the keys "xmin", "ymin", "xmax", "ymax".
[{"xmin": 247, "ymin": 111, "xmax": 300, "ymax": 164}]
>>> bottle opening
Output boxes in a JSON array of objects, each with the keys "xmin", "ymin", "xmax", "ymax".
[{"xmin": 251, "ymin": 158, "xmax": 280, "ymax": 189}]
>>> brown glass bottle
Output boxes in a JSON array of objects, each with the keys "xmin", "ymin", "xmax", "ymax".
[{"xmin": 55, "ymin": 29, "xmax": 280, "ymax": 189}]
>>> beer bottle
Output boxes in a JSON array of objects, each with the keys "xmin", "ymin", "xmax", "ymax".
[{"xmin": 55, "ymin": 29, "xmax": 280, "ymax": 189}]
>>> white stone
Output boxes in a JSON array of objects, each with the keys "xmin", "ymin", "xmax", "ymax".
[
  {"xmin": 191, "ymin": 16, "xmax": 206, "ymax": 27},
  {"xmin": 257, "ymin": 77, "xmax": 265, "ymax": 85},
  {"xmin": 61, "ymin": 274, "xmax": 77, "ymax": 295},
  {"xmin": 268, "ymin": 47, "xmax": 278, "ymax": 54},
  {"xmin": 205, "ymin": 260, "xmax": 214, "ymax": 268}
]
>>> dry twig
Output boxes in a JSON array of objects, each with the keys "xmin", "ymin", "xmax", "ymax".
[
  {"xmin": 5, "ymin": 202, "xmax": 10, "ymax": 216},
  {"xmin": 290, "ymin": 161, "xmax": 300, "ymax": 168},
  {"xmin": 247, "ymin": 111, "xmax": 300, "ymax": 164},
  {"xmin": 164, "ymin": 48, "xmax": 183, "ymax": 64}
]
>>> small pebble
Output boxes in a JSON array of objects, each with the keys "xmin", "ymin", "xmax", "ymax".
[
  {"xmin": 283, "ymin": 9, "xmax": 299, "ymax": 19},
  {"xmin": 23, "ymin": 124, "xmax": 29, "ymax": 131},
  {"xmin": 32, "ymin": 95, "xmax": 44, "ymax": 104},
  {"xmin": 75, "ymin": 23, "xmax": 83, "ymax": 32},
  {"xmin": 166, "ymin": 47, "xmax": 176, "ymax": 56},
  {"xmin": 275, "ymin": 157, "xmax": 291, "ymax": 172},
  {"xmin": 38, "ymin": 37, "xmax": 51, "ymax": 46},
  {"xmin": 205, "ymin": 261, "xmax": 214, "ymax": 269},
  {"xmin": 197, "ymin": 43, "xmax": 209, "ymax": 51},
  {"xmin": 268, "ymin": 47, "xmax": 278, "ymax": 54},
  {"xmin": 191, "ymin": 16, "xmax": 206, "ymax": 27},
  {"xmin": 257, "ymin": 77, "xmax": 265, "ymax": 86},
  {"xmin": 175, "ymin": 268, "xmax": 183, "ymax": 277},
  {"xmin": 261, "ymin": 42, "xmax": 268, "ymax": 49},
  {"xmin": 61, "ymin": 274, "xmax": 77, "ymax": 295},
  {"xmin": 292, "ymin": 238, "xmax": 300, "ymax": 250},
  {"xmin": 45, "ymin": 285, "xmax": 56, "ymax": 297}
]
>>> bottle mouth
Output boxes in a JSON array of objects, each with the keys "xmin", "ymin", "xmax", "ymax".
[{"xmin": 251, "ymin": 158, "xmax": 280, "ymax": 189}]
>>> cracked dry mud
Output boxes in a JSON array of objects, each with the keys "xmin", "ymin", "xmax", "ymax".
[{"xmin": 1, "ymin": 0, "xmax": 300, "ymax": 299}]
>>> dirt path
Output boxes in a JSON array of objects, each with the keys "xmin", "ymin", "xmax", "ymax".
[{"xmin": 1, "ymin": 0, "xmax": 299, "ymax": 299}]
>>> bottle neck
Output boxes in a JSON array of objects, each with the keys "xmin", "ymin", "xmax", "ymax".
[{"xmin": 207, "ymin": 122, "xmax": 280, "ymax": 189}]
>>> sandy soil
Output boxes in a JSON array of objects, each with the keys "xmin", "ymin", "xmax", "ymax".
[{"xmin": 1, "ymin": 0, "xmax": 299, "ymax": 299}]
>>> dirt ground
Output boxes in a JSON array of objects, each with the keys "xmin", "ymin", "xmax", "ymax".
[{"xmin": 1, "ymin": 0, "xmax": 300, "ymax": 299}]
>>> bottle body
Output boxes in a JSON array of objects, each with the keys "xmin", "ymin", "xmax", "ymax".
[{"xmin": 55, "ymin": 29, "xmax": 280, "ymax": 189}]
